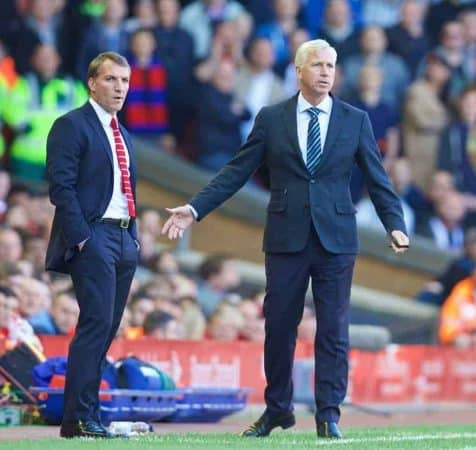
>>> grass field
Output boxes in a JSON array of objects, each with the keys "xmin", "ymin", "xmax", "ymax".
[{"xmin": 0, "ymin": 425, "xmax": 475, "ymax": 450}]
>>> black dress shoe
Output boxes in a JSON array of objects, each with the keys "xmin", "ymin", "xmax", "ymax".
[
  {"xmin": 241, "ymin": 411, "xmax": 295, "ymax": 437},
  {"xmin": 317, "ymin": 421, "xmax": 343, "ymax": 439},
  {"xmin": 60, "ymin": 420, "xmax": 115, "ymax": 438}
]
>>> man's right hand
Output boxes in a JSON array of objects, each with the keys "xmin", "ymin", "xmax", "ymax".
[{"xmin": 161, "ymin": 205, "xmax": 195, "ymax": 240}]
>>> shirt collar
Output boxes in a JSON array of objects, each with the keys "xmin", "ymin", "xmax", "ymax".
[
  {"xmin": 297, "ymin": 92, "xmax": 332, "ymax": 115},
  {"xmin": 89, "ymin": 98, "xmax": 116, "ymax": 127}
]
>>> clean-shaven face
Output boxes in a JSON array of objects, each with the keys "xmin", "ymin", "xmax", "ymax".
[
  {"xmin": 88, "ymin": 59, "xmax": 130, "ymax": 114},
  {"xmin": 297, "ymin": 47, "xmax": 336, "ymax": 100}
]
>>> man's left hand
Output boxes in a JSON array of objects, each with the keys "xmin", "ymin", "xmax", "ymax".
[{"xmin": 389, "ymin": 230, "xmax": 409, "ymax": 253}]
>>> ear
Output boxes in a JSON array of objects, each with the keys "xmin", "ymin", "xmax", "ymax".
[{"xmin": 87, "ymin": 77, "xmax": 95, "ymax": 93}]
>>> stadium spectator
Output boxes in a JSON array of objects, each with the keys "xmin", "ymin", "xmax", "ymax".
[
  {"xmin": 206, "ymin": 302, "xmax": 244, "ymax": 340},
  {"xmin": 255, "ymin": 0, "xmax": 301, "ymax": 75},
  {"xmin": 238, "ymin": 298, "xmax": 265, "ymax": 341},
  {"xmin": 0, "ymin": 170, "xmax": 11, "ymax": 220},
  {"xmin": 283, "ymin": 28, "xmax": 310, "ymax": 96},
  {"xmin": 301, "ymin": 0, "xmax": 362, "ymax": 37},
  {"xmin": 194, "ymin": 20, "xmax": 246, "ymax": 83},
  {"xmin": 196, "ymin": 60, "xmax": 251, "ymax": 171},
  {"xmin": 4, "ymin": 44, "xmax": 87, "ymax": 180},
  {"xmin": 317, "ymin": 0, "xmax": 360, "ymax": 64},
  {"xmin": 9, "ymin": 275, "xmax": 52, "ymax": 333},
  {"xmin": 402, "ymin": 51, "xmax": 451, "ymax": 191},
  {"xmin": 196, "ymin": 254, "xmax": 241, "ymax": 317},
  {"xmin": 10, "ymin": 0, "xmax": 70, "ymax": 74},
  {"xmin": 386, "ymin": 0, "xmax": 430, "ymax": 79},
  {"xmin": 350, "ymin": 64, "xmax": 399, "ymax": 202},
  {"xmin": 179, "ymin": 0, "xmax": 246, "ymax": 60},
  {"xmin": 76, "ymin": 0, "xmax": 130, "ymax": 81},
  {"xmin": 419, "ymin": 20, "xmax": 471, "ymax": 101},
  {"xmin": 234, "ymin": 37, "xmax": 286, "ymax": 142},
  {"xmin": 418, "ymin": 227, "xmax": 476, "ymax": 306},
  {"xmin": 459, "ymin": 8, "xmax": 476, "ymax": 80},
  {"xmin": 341, "ymin": 25, "xmax": 410, "ymax": 110},
  {"xmin": 356, "ymin": 159, "xmax": 416, "ymax": 236},
  {"xmin": 138, "ymin": 207, "xmax": 162, "ymax": 238},
  {"xmin": 143, "ymin": 309, "xmax": 183, "ymax": 339},
  {"xmin": 179, "ymin": 295, "xmax": 206, "ymax": 339},
  {"xmin": 439, "ymin": 269, "xmax": 476, "ymax": 347},
  {"xmin": 438, "ymin": 85, "xmax": 476, "ymax": 197},
  {"xmin": 124, "ymin": 0, "xmax": 158, "ymax": 33},
  {"xmin": 361, "ymin": 0, "xmax": 403, "ymax": 28},
  {"xmin": 0, "ymin": 228, "xmax": 23, "ymax": 264},
  {"xmin": 0, "ymin": 284, "xmax": 42, "ymax": 353},
  {"xmin": 155, "ymin": 0, "xmax": 195, "ymax": 144},
  {"xmin": 131, "ymin": 294, "xmax": 154, "ymax": 322},
  {"xmin": 34, "ymin": 292, "xmax": 79, "ymax": 335},
  {"xmin": 416, "ymin": 190, "xmax": 466, "ymax": 251},
  {"xmin": 0, "ymin": 40, "xmax": 18, "ymax": 164},
  {"xmin": 124, "ymin": 28, "xmax": 170, "ymax": 139}
]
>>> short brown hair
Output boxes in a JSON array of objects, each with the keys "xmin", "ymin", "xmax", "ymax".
[{"xmin": 87, "ymin": 52, "xmax": 130, "ymax": 80}]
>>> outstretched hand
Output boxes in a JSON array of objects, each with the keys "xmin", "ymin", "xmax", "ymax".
[{"xmin": 161, "ymin": 205, "xmax": 195, "ymax": 240}]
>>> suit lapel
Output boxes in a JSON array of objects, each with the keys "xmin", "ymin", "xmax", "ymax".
[
  {"xmin": 281, "ymin": 94, "xmax": 307, "ymax": 171},
  {"xmin": 314, "ymin": 96, "xmax": 344, "ymax": 173},
  {"xmin": 83, "ymin": 101, "xmax": 114, "ymax": 167}
]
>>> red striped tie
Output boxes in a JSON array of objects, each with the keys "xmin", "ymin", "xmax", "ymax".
[{"xmin": 110, "ymin": 117, "xmax": 136, "ymax": 218}]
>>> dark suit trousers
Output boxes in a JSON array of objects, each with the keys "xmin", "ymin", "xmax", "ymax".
[
  {"xmin": 62, "ymin": 222, "xmax": 137, "ymax": 424},
  {"xmin": 263, "ymin": 230, "xmax": 355, "ymax": 423}
]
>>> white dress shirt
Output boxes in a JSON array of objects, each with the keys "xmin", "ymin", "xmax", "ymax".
[
  {"xmin": 296, "ymin": 92, "xmax": 333, "ymax": 164},
  {"xmin": 89, "ymin": 98, "xmax": 130, "ymax": 219}
]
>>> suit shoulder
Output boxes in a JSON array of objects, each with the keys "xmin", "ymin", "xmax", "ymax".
[
  {"xmin": 53, "ymin": 104, "xmax": 87, "ymax": 126},
  {"xmin": 335, "ymin": 98, "xmax": 366, "ymax": 117}
]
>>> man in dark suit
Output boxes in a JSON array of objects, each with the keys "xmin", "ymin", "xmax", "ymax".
[
  {"xmin": 45, "ymin": 52, "xmax": 139, "ymax": 438},
  {"xmin": 161, "ymin": 39, "xmax": 409, "ymax": 439}
]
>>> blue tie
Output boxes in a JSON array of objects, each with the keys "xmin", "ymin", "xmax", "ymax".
[{"xmin": 306, "ymin": 107, "xmax": 322, "ymax": 174}]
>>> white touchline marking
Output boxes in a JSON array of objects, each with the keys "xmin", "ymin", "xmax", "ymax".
[
  {"xmin": 151, "ymin": 432, "xmax": 476, "ymax": 446},
  {"xmin": 311, "ymin": 433, "xmax": 476, "ymax": 446}
]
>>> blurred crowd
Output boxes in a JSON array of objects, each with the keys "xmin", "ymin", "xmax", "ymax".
[
  {"xmin": 0, "ymin": 0, "xmax": 476, "ymax": 248},
  {"xmin": 0, "ymin": 169, "xmax": 299, "ymax": 353},
  {"xmin": 1, "ymin": 0, "xmax": 476, "ymax": 350}
]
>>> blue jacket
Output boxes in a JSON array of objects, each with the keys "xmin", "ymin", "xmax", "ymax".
[
  {"xmin": 45, "ymin": 102, "xmax": 137, "ymax": 273},
  {"xmin": 190, "ymin": 95, "xmax": 406, "ymax": 254}
]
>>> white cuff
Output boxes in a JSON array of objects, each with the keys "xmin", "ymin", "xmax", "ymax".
[{"xmin": 186, "ymin": 204, "xmax": 198, "ymax": 220}]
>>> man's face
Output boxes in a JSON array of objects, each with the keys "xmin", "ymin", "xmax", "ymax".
[
  {"xmin": 51, "ymin": 295, "xmax": 79, "ymax": 334},
  {"xmin": 0, "ymin": 293, "xmax": 18, "ymax": 328},
  {"xmin": 88, "ymin": 59, "xmax": 130, "ymax": 114},
  {"xmin": 297, "ymin": 47, "xmax": 336, "ymax": 99}
]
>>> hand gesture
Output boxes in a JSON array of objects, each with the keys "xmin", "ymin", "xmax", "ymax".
[
  {"xmin": 161, "ymin": 205, "xmax": 195, "ymax": 240},
  {"xmin": 389, "ymin": 230, "xmax": 409, "ymax": 254}
]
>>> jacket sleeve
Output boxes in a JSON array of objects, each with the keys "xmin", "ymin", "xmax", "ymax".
[
  {"xmin": 189, "ymin": 108, "xmax": 267, "ymax": 220},
  {"xmin": 46, "ymin": 115, "xmax": 91, "ymax": 247},
  {"xmin": 356, "ymin": 112, "xmax": 407, "ymax": 234}
]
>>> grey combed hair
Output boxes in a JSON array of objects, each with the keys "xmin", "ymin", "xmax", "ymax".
[{"xmin": 294, "ymin": 39, "xmax": 337, "ymax": 67}]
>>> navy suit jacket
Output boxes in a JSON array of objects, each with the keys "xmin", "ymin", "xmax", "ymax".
[
  {"xmin": 45, "ymin": 102, "xmax": 137, "ymax": 273},
  {"xmin": 190, "ymin": 95, "xmax": 406, "ymax": 254}
]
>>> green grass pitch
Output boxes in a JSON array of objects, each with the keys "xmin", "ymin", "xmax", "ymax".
[{"xmin": 0, "ymin": 424, "xmax": 475, "ymax": 450}]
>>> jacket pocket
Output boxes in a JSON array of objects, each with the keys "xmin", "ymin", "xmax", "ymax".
[{"xmin": 335, "ymin": 202, "xmax": 356, "ymax": 214}]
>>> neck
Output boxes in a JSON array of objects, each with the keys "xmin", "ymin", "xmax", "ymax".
[{"xmin": 301, "ymin": 91, "xmax": 328, "ymax": 106}]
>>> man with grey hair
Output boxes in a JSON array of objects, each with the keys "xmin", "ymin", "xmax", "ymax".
[
  {"xmin": 162, "ymin": 39, "xmax": 409, "ymax": 439},
  {"xmin": 46, "ymin": 52, "xmax": 139, "ymax": 438}
]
